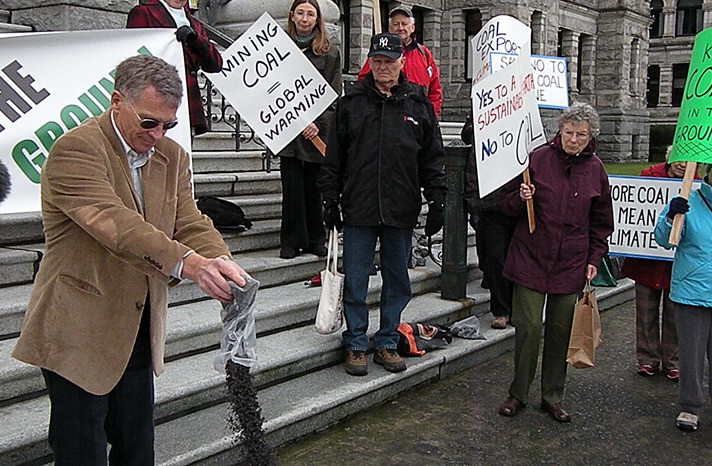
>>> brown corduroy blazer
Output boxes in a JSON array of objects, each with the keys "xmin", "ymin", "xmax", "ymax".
[{"xmin": 12, "ymin": 111, "xmax": 229, "ymax": 395}]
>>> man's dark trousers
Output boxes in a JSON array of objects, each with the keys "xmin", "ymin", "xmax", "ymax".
[{"xmin": 41, "ymin": 301, "xmax": 154, "ymax": 466}]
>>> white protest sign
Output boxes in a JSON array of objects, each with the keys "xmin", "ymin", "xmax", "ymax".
[
  {"xmin": 0, "ymin": 29, "xmax": 190, "ymax": 214},
  {"xmin": 608, "ymin": 175, "xmax": 701, "ymax": 260},
  {"xmin": 490, "ymin": 52, "xmax": 569, "ymax": 109},
  {"xmin": 208, "ymin": 12, "xmax": 338, "ymax": 155},
  {"xmin": 470, "ymin": 15, "xmax": 531, "ymax": 85},
  {"xmin": 471, "ymin": 45, "xmax": 545, "ymax": 197}
]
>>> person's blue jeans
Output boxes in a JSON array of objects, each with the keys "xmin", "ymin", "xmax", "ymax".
[{"xmin": 342, "ymin": 224, "xmax": 412, "ymax": 351}]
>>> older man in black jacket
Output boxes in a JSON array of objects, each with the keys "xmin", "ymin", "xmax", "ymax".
[{"xmin": 319, "ymin": 33, "xmax": 446, "ymax": 376}]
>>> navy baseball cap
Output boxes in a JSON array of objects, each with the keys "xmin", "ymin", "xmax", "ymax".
[{"xmin": 368, "ymin": 33, "xmax": 403, "ymax": 59}]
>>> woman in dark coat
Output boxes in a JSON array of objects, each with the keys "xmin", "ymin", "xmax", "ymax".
[
  {"xmin": 277, "ymin": 0, "xmax": 342, "ymax": 259},
  {"xmin": 497, "ymin": 102, "xmax": 614, "ymax": 422}
]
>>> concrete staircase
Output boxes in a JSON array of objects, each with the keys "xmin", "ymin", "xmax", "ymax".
[{"xmin": 0, "ymin": 26, "xmax": 635, "ymax": 460}]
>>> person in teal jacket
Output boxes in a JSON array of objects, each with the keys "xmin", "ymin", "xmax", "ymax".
[{"xmin": 654, "ymin": 163, "xmax": 712, "ymax": 433}]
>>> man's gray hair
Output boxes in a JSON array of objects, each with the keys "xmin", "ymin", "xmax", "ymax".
[
  {"xmin": 390, "ymin": 16, "xmax": 415, "ymax": 25},
  {"xmin": 114, "ymin": 55, "xmax": 183, "ymax": 108},
  {"xmin": 558, "ymin": 101, "xmax": 600, "ymax": 137}
]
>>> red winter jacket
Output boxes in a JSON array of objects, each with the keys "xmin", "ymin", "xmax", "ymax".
[
  {"xmin": 358, "ymin": 37, "xmax": 442, "ymax": 117},
  {"xmin": 127, "ymin": 0, "xmax": 222, "ymax": 135},
  {"xmin": 500, "ymin": 134, "xmax": 614, "ymax": 294}
]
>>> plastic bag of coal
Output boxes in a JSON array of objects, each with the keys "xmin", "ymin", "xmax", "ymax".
[{"xmin": 217, "ymin": 278, "xmax": 273, "ymax": 465}]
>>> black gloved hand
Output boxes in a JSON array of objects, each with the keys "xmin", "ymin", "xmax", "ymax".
[
  {"xmin": 322, "ymin": 200, "xmax": 343, "ymax": 232},
  {"xmin": 424, "ymin": 201, "xmax": 444, "ymax": 236},
  {"xmin": 176, "ymin": 25, "xmax": 197, "ymax": 45},
  {"xmin": 667, "ymin": 196, "xmax": 690, "ymax": 220}
]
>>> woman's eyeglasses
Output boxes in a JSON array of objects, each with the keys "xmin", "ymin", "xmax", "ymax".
[{"xmin": 125, "ymin": 100, "xmax": 178, "ymax": 131}]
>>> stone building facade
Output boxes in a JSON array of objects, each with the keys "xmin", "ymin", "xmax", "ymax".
[
  {"xmin": 0, "ymin": 0, "xmax": 701, "ymax": 162},
  {"xmin": 647, "ymin": 0, "xmax": 710, "ymax": 160}
]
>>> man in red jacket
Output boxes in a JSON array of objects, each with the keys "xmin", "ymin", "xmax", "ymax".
[
  {"xmin": 127, "ymin": 0, "xmax": 223, "ymax": 135},
  {"xmin": 357, "ymin": 6, "xmax": 442, "ymax": 117}
]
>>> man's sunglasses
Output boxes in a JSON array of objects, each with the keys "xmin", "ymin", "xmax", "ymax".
[{"xmin": 125, "ymin": 99, "xmax": 178, "ymax": 131}]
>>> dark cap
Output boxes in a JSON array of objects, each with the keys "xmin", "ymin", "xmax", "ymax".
[
  {"xmin": 389, "ymin": 5, "xmax": 413, "ymax": 18},
  {"xmin": 368, "ymin": 33, "xmax": 403, "ymax": 59}
]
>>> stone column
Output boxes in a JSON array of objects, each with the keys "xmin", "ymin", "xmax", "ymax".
[
  {"xmin": 0, "ymin": 0, "xmax": 133, "ymax": 31},
  {"xmin": 703, "ymin": 0, "xmax": 712, "ymax": 28},
  {"xmin": 559, "ymin": 30, "xmax": 580, "ymax": 95},
  {"xmin": 658, "ymin": 64, "xmax": 674, "ymax": 107},
  {"xmin": 662, "ymin": 3, "xmax": 676, "ymax": 37},
  {"xmin": 349, "ymin": 0, "xmax": 373, "ymax": 74}
]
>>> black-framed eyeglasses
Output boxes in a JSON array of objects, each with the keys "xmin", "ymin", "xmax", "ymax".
[{"xmin": 125, "ymin": 99, "xmax": 178, "ymax": 131}]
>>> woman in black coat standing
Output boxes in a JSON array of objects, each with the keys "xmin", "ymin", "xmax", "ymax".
[{"xmin": 277, "ymin": 0, "xmax": 342, "ymax": 259}]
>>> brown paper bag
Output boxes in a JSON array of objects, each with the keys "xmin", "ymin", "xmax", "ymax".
[{"xmin": 566, "ymin": 282, "xmax": 602, "ymax": 368}]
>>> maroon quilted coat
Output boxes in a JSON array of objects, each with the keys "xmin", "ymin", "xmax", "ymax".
[
  {"xmin": 500, "ymin": 134, "xmax": 614, "ymax": 294},
  {"xmin": 127, "ymin": 0, "xmax": 222, "ymax": 135}
]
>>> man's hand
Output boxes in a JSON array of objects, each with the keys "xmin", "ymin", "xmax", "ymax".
[
  {"xmin": 424, "ymin": 201, "xmax": 444, "ymax": 236},
  {"xmin": 182, "ymin": 253, "xmax": 248, "ymax": 303},
  {"xmin": 322, "ymin": 200, "xmax": 343, "ymax": 231}
]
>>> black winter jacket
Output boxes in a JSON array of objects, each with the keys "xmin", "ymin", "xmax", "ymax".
[{"xmin": 319, "ymin": 73, "xmax": 446, "ymax": 229}]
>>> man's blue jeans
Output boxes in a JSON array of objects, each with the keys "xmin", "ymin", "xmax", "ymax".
[{"xmin": 342, "ymin": 224, "xmax": 412, "ymax": 351}]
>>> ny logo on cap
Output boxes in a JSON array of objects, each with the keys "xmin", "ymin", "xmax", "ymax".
[{"xmin": 379, "ymin": 37, "xmax": 389, "ymax": 48}]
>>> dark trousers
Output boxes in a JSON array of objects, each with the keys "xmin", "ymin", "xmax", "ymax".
[
  {"xmin": 279, "ymin": 156, "xmax": 325, "ymax": 250},
  {"xmin": 476, "ymin": 210, "xmax": 515, "ymax": 318},
  {"xmin": 509, "ymin": 284, "xmax": 578, "ymax": 405},
  {"xmin": 42, "ymin": 304, "xmax": 154, "ymax": 466},
  {"xmin": 675, "ymin": 302, "xmax": 712, "ymax": 415}
]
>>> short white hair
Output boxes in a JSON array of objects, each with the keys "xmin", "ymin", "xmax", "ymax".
[{"xmin": 389, "ymin": 15, "xmax": 415, "ymax": 25}]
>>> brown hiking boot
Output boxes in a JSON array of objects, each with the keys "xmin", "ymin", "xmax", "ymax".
[
  {"xmin": 345, "ymin": 350, "xmax": 368, "ymax": 376},
  {"xmin": 373, "ymin": 349, "xmax": 406, "ymax": 373}
]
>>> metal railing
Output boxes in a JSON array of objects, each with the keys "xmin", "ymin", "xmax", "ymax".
[{"xmin": 197, "ymin": 17, "xmax": 274, "ymax": 170}]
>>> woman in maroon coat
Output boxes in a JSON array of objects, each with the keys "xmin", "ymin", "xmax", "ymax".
[
  {"xmin": 497, "ymin": 102, "xmax": 614, "ymax": 423},
  {"xmin": 127, "ymin": 0, "xmax": 222, "ymax": 135}
]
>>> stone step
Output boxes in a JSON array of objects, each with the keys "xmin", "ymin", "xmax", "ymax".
[
  {"xmin": 152, "ymin": 279, "xmax": 635, "ymax": 466},
  {"xmin": 194, "ymin": 171, "xmax": 281, "ymax": 198},
  {"xmin": 0, "ymin": 241, "xmax": 342, "ymax": 335},
  {"xmin": 192, "ymin": 132, "xmax": 267, "ymax": 153},
  {"xmin": 0, "ymin": 212, "xmax": 282, "ymax": 289},
  {"xmin": 0, "ymin": 255, "xmax": 475, "ymax": 405},
  {"xmin": 0, "ymin": 258, "xmax": 488, "ymax": 465},
  {"xmin": 0, "ymin": 22, "xmax": 32, "ymax": 33},
  {"xmin": 0, "ymin": 190, "xmax": 281, "ymax": 253},
  {"xmin": 220, "ymin": 193, "xmax": 282, "ymax": 221},
  {"xmin": 192, "ymin": 150, "xmax": 270, "ymax": 174},
  {"xmin": 0, "ymin": 212, "xmax": 44, "ymax": 246}
]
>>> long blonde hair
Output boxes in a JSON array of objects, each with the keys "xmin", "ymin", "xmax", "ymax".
[{"xmin": 287, "ymin": 0, "xmax": 330, "ymax": 56}]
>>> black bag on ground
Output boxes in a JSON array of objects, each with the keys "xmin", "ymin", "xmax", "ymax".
[
  {"xmin": 397, "ymin": 322, "xmax": 453, "ymax": 356},
  {"xmin": 197, "ymin": 196, "xmax": 253, "ymax": 233}
]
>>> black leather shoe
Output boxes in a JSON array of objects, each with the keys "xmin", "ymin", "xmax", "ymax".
[
  {"xmin": 499, "ymin": 396, "xmax": 524, "ymax": 417},
  {"xmin": 279, "ymin": 247, "xmax": 298, "ymax": 259},
  {"xmin": 541, "ymin": 401, "xmax": 571, "ymax": 423},
  {"xmin": 308, "ymin": 244, "xmax": 328, "ymax": 257}
]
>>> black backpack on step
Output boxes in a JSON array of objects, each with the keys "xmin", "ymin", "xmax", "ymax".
[{"xmin": 197, "ymin": 196, "xmax": 253, "ymax": 233}]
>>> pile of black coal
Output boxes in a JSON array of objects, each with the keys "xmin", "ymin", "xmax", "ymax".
[{"xmin": 225, "ymin": 360, "xmax": 273, "ymax": 465}]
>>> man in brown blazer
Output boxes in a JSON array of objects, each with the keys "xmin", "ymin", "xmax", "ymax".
[{"xmin": 12, "ymin": 55, "xmax": 247, "ymax": 465}]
